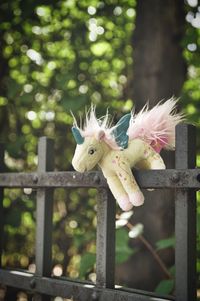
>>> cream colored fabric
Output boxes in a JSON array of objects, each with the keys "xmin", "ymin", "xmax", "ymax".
[{"xmin": 72, "ymin": 138, "xmax": 165, "ymax": 211}]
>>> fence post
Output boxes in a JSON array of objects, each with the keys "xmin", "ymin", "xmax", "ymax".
[
  {"xmin": 175, "ymin": 124, "xmax": 196, "ymax": 301},
  {"xmin": 35, "ymin": 137, "xmax": 54, "ymax": 301},
  {"xmin": 0, "ymin": 145, "xmax": 4, "ymax": 268},
  {"xmin": 96, "ymin": 188, "xmax": 116, "ymax": 289}
]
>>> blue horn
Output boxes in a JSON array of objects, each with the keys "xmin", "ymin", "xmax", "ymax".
[{"xmin": 72, "ymin": 127, "xmax": 85, "ymax": 144}]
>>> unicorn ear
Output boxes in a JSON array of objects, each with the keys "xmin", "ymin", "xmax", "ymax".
[
  {"xmin": 95, "ymin": 130, "xmax": 105, "ymax": 141},
  {"xmin": 71, "ymin": 127, "xmax": 85, "ymax": 144}
]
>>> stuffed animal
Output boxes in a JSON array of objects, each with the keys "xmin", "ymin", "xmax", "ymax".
[{"xmin": 71, "ymin": 98, "xmax": 183, "ymax": 211}]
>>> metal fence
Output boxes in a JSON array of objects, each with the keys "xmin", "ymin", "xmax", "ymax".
[{"xmin": 0, "ymin": 124, "xmax": 198, "ymax": 301}]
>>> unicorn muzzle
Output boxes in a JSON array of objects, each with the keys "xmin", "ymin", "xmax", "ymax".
[{"xmin": 72, "ymin": 158, "xmax": 86, "ymax": 173}]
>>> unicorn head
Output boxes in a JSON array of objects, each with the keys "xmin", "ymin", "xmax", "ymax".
[
  {"xmin": 71, "ymin": 106, "xmax": 124, "ymax": 172},
  {"xmin": 71, "ymin": 106, "xmax": 132, "ymax": 172},
  {"xmin": 72, "ymin": 127, "xmax": 107, "ymax": 172}
]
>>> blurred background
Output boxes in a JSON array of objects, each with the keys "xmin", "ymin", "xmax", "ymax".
[{"xmin": 0, "ymin": 0, "xmax": 200, "ymax": 300}]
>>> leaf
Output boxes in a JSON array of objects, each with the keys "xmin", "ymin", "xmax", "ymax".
[
  {"xmin": 79, "ymin": 252, "xmax": 96, "ymax": 278},
  {"xmin": 116, "ymin": 228, "xmax": 135, "ymax": 264},
  {"xmin": 156, "ymin": 237, "xmax": 175, "ymax": 251},
  {"xmin": 169, "ymin": 265, "xmax": 175, "ymax": 276},
  {"xmin": 155, "ymin": 279, "xmax": 174, "ymax": 295}
]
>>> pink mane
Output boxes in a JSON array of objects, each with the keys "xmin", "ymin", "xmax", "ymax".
[
  {"xmin": 72, "ymin": 106, "xmax": 120, "ymax": 150},
  {"xmin": 127, "ymin": 98, "xmax": 184, "ymax": 153}
]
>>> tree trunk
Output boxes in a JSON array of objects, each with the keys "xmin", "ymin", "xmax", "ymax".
[{"xmin": 117, "ymin": 0, "xmax": 186, "ymax": 291}]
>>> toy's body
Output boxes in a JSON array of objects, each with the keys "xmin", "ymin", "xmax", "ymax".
[{"xmin": 71, "ymin": 98, "xmax": 183, "ymax": 211}]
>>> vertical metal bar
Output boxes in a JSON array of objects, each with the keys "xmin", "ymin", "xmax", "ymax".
[
  {"xmin": 35, "ymin": 137, "xmax": 54, "ymax": 301},
  {"xmin": 0, "ymin": 145, "xmax": 4, "ymax": 268},
  {"xmin": 96, "ymin": 188, "xmax": 116, "ymax": 288},
  {"xmin": 175, "ymin": 124, "xmax": 196, "ymax": 301}
]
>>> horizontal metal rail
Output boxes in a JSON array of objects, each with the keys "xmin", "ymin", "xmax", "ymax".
[
  {"xmin": 0, "ymin": 269, "xmax": 174, "ymax": 301},
  {"xmin": 0, "ymin": 169, "xmax": 199, "ymax": 188}
]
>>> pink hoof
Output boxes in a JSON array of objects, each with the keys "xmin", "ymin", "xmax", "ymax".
[
  {"xmin": 117, "ymin": 195, "xmax": 133, "ymax": 211},
  {"xmin": 129, "ymin": 191, "xmax": 144, "ymax": 207}
]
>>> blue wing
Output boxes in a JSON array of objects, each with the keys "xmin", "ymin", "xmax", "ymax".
[{"xmin": 112, "ymin": 113, "xmax": 131, "ymax": 149}]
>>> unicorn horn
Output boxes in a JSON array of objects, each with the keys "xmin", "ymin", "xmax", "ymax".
[{"xmin": 71, "ymin": 127, "xmax": 85, "ymax": 144}]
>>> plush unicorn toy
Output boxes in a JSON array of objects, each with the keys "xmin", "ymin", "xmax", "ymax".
[{"xmin": 71, "ymin": 98, "xmax": 183, "ymax": 211}]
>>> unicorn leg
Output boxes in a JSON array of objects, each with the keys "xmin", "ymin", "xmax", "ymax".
[
  {"xmin": 106, "ymin": 175, "xmax": 133, "ymax": 211},
  {"xmin": 115, "ymin": 162, "xmax": 144, "ymax": 207},
  {"xmin": 145, "ymin": 152, "xmax": 166, "ymax": 170},
  {"xmin": 135, "ymin": 148, "xmax": 166, "ymax": 170}
]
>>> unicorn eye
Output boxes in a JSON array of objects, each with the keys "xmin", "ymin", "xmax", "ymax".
[{"xmin": 88, "ymin": 148, "xmax": 96, "ymax": 155}]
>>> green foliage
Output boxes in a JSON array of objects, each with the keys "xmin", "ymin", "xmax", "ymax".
[
  {"xmin": 79, "ymin": 252, "xmax": 96, "ymax": 279},
  {"xmin": 0, "ymin": 0, "xmax": 136, "ymax": 279},
  {"xmin": 155, "ymin": 279, "xmax": 174, "ymax": 295},
  {"xmin": 116, "ymin": 228, "xmax": 135, "ymax": 264},
  {"xmin": 156, "ymin": 236, "xmax": 175, "ymax": 251}
]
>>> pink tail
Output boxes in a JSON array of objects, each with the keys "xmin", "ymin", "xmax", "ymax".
[{"xmin": 127, "ymin": 98, "xmax": 184, "ymax": 153}]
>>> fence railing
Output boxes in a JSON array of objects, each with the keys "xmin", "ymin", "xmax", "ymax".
[{"xmin": 0, "ymin": 124, "xmax": 198, "ymax": 301}]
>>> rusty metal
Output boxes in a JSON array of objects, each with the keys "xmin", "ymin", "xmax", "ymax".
[
  {"xmin": 0, "ymin": 269, "xmax": 173, "ymax": 301},
  {"xmin": 0, "ymin": 169, "xmax": 200, "ymax": 189},
  {"xmin": 35, "ymin": 138, "xmax": 54, "ymax": 301},
  {"xmin": 0, "ymin": 124, "xmax": 197, "ymax": 301},
  {"xmin": 175, "ymin": 124, "xmax": 196, "ymax": 301},
  {"xmin": 96, "ymin": 189, "xmax": 116, "ymax": 288}
]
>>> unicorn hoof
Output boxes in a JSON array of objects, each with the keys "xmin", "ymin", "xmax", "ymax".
[
  {"xmin": 129, "ymin": 191, "xmax": 144, "ymax": 207},
  {"xmin": 117, "ymin": 195, "xmax": 133, "ymax": 211}
]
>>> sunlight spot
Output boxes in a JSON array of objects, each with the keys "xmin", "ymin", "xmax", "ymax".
[
  {"xmin": 35, "ymin": 93, "xmax": 45, "ymax": 102},
  {"xmin": 53, "ymin": 264, "xmax": 63, "ymax": 277},
  {"xmin": 79, "ymin": 85, "xmax": 88, "ymax": 94},
  {"xmin": 36, "ymin": 7, "xmax": 47, "ymax": 17},
  {"xmin": 24, "ymin": 188, "xmax": 32, "ymax": 195},
  {"xmin": 27, "ymin": 49, "xmax": 44, "ymax": 65},
  {"xmin": 186, "ymin": 11, "xmax": 194, "ymax": 23},
  {"xmin": 47, "ymin": 61, "xmax": 56, "ymax": 70},
  {"xmin": 24, "ymin": 84, "xmax": 33, "ymax": 93},
  {"xmin": 88, "ymin": 6, "xmax": 96, "ymax": 15},
  {"xmin": 54, "ymin": 297, "xmax": 63, "ymax": 301},
  {"xmin": 119, "ymin": 75, "xmax": 127, "ymax": 84},
  {"xmin": 26, "ymin": 111, "xmax": 37, "ymax": 121},
  {"xmin": 187, "ymin": 43, "xmax": 197, "ymax": 51},
  {"xmin": 188, "ymin": 66, "xmax": 197, "ymax": 78},
  {"xmin": 84, "ymin": 284, "xmax": 95, "ymax": 288},
  {"xmin": 89, "ymin": 32, "xmax": 97, "ymax": 41},
  {"xmin": 88, "ymin": 272, "xmax": 96, "ymax": 282},
  {"xmin": 126, "ymin": 8, "xmax": 135, "ymax": 17},
  {"xmin": 89, "ymin": 23, "xmax": 97, "ymax": 32},
  {"xmin": 187, "ymin": 0, "xmax": 198, "ymax": 7},
  {"xmin": 109, "ymin": 80, "xmax": 118, "ymax": 89},
  {"xmin": 45, "ymin": 111, "xmax": 55, "ymax": 121},
  {"xmin": 191, "ymin": 12, "xmax": 200, "ymax": 28},
  {"xmin": 113, "ymin": 6, "xmax": 122, "ymax": 16},
  {"xmin": 32, "ymin": 26, "xmax": 42, "ymax": 35},
  {"xmin": 91, "ymin": 91, "xmax": 101, "ymax": 102},
  {"xmin": 89, "ymin": 18, "xmax": 97, "ymax": 25},
  {"xmin": 96, "ymin": 26, "xmax": 104, "ymax": 35},
  {"xmin": 69, "ymin": 220, "xmax": 78, "ymax": 229},
  {"xmin": 11, "ymin": 271, "xmax": 32, "ymax": 277},
  {"xmin": 17, "ymin": 291, "xmax": 28, "ymax": 301}
]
